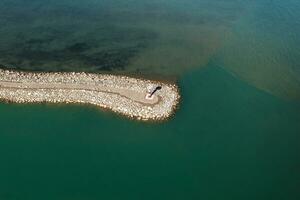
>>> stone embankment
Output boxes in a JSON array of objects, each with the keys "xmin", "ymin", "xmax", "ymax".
[{"xmin": 0, "ymin": 69, "xmax": 180, "ymax": 121}]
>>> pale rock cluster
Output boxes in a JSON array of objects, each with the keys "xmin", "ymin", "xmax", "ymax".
[{"xmin": 0, "ymin": 69, "xmax": 180, "ymax": 121}]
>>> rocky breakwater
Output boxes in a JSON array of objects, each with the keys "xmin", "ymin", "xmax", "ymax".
[{"xmin": 0, "ymin": 69, "xmax": 180, "ymax": 121}]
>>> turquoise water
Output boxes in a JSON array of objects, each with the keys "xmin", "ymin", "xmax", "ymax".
[
  {"xmin": 0, "ymin": 0, "xmax": 300, "ymax": 199},
  {"xmin": 1, "ymin": 66, "xmax": 300, "ymax": 200}
]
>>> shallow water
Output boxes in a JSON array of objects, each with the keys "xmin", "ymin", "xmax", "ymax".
[
  {"xmin": 0, "ymin": 0, "xmax": 243, "ymax": 76},
  {"xmin": 217, "ymin": 0, "xmax": 300, "ymax": 99},
  {"xmin": 0, "ymin": 0, "xmax": 300, "ymax": 200},
  {"xmin": 1, "ymin": 0, "xmax": 299, "ymax": 99}
]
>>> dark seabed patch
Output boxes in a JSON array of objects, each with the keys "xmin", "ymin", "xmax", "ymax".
[
  {"xmin": 0, "ymin": 0, "xmax": 244, "ymax": 76},
  {"xmin": 0, "ymin": 26, "xmax": 155, "ymax": 72}
]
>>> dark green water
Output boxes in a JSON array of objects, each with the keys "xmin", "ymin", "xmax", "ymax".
[{"xmin": 0, "ymin": 0, "xmax": 300, "ymax": 200}]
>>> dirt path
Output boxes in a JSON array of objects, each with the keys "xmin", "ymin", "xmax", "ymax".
[{"xmin": 0, "ymin": 80, "xmax": 160, "ymax": 105}]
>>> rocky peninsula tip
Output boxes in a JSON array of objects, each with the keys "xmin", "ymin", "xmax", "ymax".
[{"xmin": 0, "ymin": 69, "xmax": 180, "ymax": 121}]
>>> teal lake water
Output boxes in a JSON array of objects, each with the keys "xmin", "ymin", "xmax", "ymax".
[{"xmin": 0, "ymin": 0, "xmax": 300, "ymax": 199}]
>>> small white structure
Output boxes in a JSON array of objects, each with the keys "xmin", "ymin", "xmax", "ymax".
[{"xmin": 145, "ymin": 84, "xmax": 162, "ymax": 100}]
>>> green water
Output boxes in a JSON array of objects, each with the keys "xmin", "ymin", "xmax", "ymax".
[
  {"xmin": 1, "ymin": 66, "xmax": 299, "ymax": 200},
  {"xmin": 0, "ymin": 0, "xmax": 300, "ymax": 199}
]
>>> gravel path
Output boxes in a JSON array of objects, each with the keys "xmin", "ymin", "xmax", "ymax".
[{"xmin": 0, "ymin": 69, "xmax": 180, "ymax": 121}]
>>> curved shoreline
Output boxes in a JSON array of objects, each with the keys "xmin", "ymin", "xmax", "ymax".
[{"xmin": 0, "ymin": 69, "xmax": 180, "ymax": 121}]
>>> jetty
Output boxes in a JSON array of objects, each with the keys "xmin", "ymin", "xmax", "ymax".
[{"xmin": 0, "ymin": 69, "xmax": 180, "ymax": 121}]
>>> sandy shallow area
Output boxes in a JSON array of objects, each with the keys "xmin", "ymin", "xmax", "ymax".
[{"xmin": 0, "ymin": 69, "xmax": 180, "ymax": 121}]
